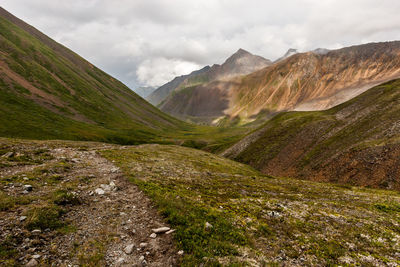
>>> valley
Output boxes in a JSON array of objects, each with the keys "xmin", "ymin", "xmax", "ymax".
[
  {"xmin": 1, "ymin": 4, "xmax": 400, "ymax": 267},
  {"xmin": 1, "ymin": 139, "xmax": 400, "ymax": 266}
]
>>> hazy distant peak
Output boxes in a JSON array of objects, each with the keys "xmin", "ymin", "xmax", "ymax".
[
  {"xmin": 275, "ymin": 48, "xmax": 299, "ymax": 62},
  {"xmin": 312, "ymin": 48, "xmax": 330, "ymax": 55}
]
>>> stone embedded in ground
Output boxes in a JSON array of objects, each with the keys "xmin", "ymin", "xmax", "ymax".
[
  {"xmin": 139, "ymin": 242, "xmax": 148, "ymax": 248},
  {"xmin": 178, "ymin": 250, "xmax": 184, "ymax": 255},
  {"xmin": 32, "ymin": 254, "xmax": 41, "ymax": 259},
  {"xmin": 150, "ymin": 233, "xmax": 157, "ymax": 238},
  {"xmin": 2, "ymin": 151, "xmax": 14, "ymax": 158},
  {"xmin": 100, "ymin": 184, "xmax": 112, "ymax": 192},
  {"xmin": 124, "ymin": 244, "xmax": 135, "ymax": 254},
  {"xmin": 116, "ymin": 257, "xmax": 125, "ymax": 265},
  {"xmin": 165, "ymin": 229, "xmax": 175, "ymax": 234},
  {"xmin": 31, "ymin": 229, "xmax": 41, "ymax": 234},
  {"xmin": 152, "ymin": 227, "xmax": 170, "ymax": 234},
  {"xmin": 26, "ymin": 259, "xmax": 38, "ymax": 267},
  {"xmin": 95, "ymin": 188, "xmax": 105, "ymax": 195},
  {"xmin": 24, "ymin": 185, "xmax": 33, "ymax": 191},
  {"xmin": 139, "ymin": 255, "xmax": 145, "ymax": 261},
  {"xmin": 205, "ymin": 222, "xmax": 213, "ymax": 229},
  {"xmin": 19, "ymin": 216, "xmax": 27, "ymax": 221}
]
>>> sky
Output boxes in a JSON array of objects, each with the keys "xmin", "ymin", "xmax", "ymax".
[{"xmin": 2, "ymin": 0, "xmax": 400, "ymax": 92}]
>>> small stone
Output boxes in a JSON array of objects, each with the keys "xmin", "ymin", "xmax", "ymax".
[
  {"xmin": 100, "ymin": 184, "xmax": 111, "ymax": 192},
  {"xmin": 152, "ymin": 227, "xmax": 170, "ymax": 234},
  {"xmin": 19, "ymin": 216, "xmax": 27, "ymax": 222},
  {"xmin": 2, "ymin": 151, "xmax": 14, "ymax": 158},
  {"xmin": 149, "ymin": 233, "xmax": 157, "ymax": 238},
  {"xmin": 139, "ymin": 255, "xmax": 145, "ymax": 261},
  {"xmin": 124, "ymin": 244, "xmax": 134, "ymax": 254},
  {"xmin": 26, "ymin": 259, "xmax": 38, "ymax": 267},
  {"xmin": 94, "ymin": 188, "xmax": 105, "ymax": 195},
  {"xmin": 141, "ymin": 259, "xmax": 147, "ymax": 266},
  {"xmin": 31, "ymin": 229, "xmax": 41, "ymax": 234},
  {"xmin": 132, "ymin": 229, "xmax": 136, "ymax": 234},
  {"xmin": 24, "ymin": 185, "xmax": 33, "ymax": 192},
  {"xmin": 116, "ymin": 257, "xmax": 125, "ymax": 265},
  {"xmin": 88, "ymin": 191, "xmax": 94, "ymax": 196},
  {"xmin": 178, "ymin": 250, "xmax": 184, "ymax": 255},
  {"xmin": 32, "ymin": 254, "xmax": 41, "ymax": 259},
  {"xmin": 205, "ymin": 222, "xmax": 213, "ymax": 229},
  {"xmin": 139, "ymin": 242, "xmax": 148, "ymax": 248},
  {"xmin": 165, "ymin": 229, "xmax": 175, "ymax": 235}
]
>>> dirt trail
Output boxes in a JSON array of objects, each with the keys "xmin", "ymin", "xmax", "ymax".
[{"xmin": 0, "ymin": 140, "xmax": 178, "ymax": 266}]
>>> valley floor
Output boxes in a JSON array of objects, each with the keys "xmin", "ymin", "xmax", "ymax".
[{"xmin": 1, "ymin": 138, "xmax": 400, "ymax": 266}]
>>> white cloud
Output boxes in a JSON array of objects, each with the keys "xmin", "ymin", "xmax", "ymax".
[
  {"xmin": 137, "ymin": 58, "xmax": 201, "ymax": 87},
  {"xmin": 2, "ymin": 0, "xmax": 400, "ymax": 89}
]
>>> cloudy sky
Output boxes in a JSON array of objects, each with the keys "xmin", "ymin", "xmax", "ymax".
[{"xmin": 2, "ymin": 0, "xmax": 400, "ymax": 92}]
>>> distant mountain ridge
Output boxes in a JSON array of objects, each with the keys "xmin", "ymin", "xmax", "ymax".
[
  {"xmin": 159, "ymin": 41, "xmax": 400, "ymax": 124},
  {"xmin": 275, "ymin": 48, "xmax": 298, "ymax": 62},
  {"xmin": 146, "ymin": 66, "xmax": 211, "ymax": 106},
  {"xmin": 147, "ymin": 49, "xmax": 271, "ymax": 106},
  {"xmin": 223, "ymin": 78, "xmax": 400, "ymax": 190},
  {"xmin": 134, "ymin": 86, "xmax": 156, "ymax": 98}
]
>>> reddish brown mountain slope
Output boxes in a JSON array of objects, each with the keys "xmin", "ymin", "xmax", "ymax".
[
  {"xmin": 161, "ymin": 41, "xmax": 400, "ymax": 123},
  {"xmin": 223, "ymin": 79, "xmax": 400, "ymax": 190}
]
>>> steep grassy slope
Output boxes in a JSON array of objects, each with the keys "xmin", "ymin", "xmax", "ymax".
[
  {"xmin": 103, "ymin": 144, "xmax": 400, "ymax": 266},
  {"xmin": 0, "ymin": 7, "xmax": 189, "ymax": 144},
  {"xmin": 224, "ymin": 79, "xmax": 400, "ymax": 190}
]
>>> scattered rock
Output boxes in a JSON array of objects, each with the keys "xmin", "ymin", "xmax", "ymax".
[
  {"xmin": 124, "ymin": 244, "xmax": 135, "ymax": 254},
  {"xmin": 152, "ymin": 227, "xmax": 170, "ymax": 234},
  {"xmin": 166, "ymin": 229, "xmax": 175, "ymax": 235},
  {"xmin": 31, "ymin": 229, "xmax": 41, "ymax": 234},
  {"xmin": 94, "ymin": 188, "xmax": 105, "ymax": 195},
  {"xmin": 24, "ymin": 185, "xmax": 33, "ymax": 192},
  {"xmin": 178, "ymin": 250, "xmax": 184, "ymax": 255},
  {"xmin": 32, "ymin": 254, "xmax": 41, "ymax": 259},
  {"xmin": 100, "ymin": 184, "xmax": 112, "ymax": 192},
  {"xmin": 116, "ymin": 257, "xmax": 125, "ymax": 265},
  {"xmin": 26, "ymin": 259, "xmax": 38, "ymax": 267},
  {"xmin": 150, "ymin": 233, "xmax": 157, "ymax": 238},
  {"xmin": 139, "ymin": 242, "xmax": 148, "ymax": 248},
  {"xmin": 139, "ymin": 255, "xmax": 145, "ymax": 261},
  {"xmin": 19, "ymin": 216, "xmax": 27, "ymax": 221},
  {"xmin": 2, "ymin": 151, "xmax": 14, "ymax": 158},
  {"xmin": 205, "ymin": 222, "xmax": 213, "ymax": 229}
]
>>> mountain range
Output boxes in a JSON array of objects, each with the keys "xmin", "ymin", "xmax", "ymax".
[
  {"xmin": 147, "ymin": 48, "xmax": 271, "ymax": 108},
  {"xmin": 1, "ymin": 6, "xmax": 400, "ymax": 266},
  {"xmin": 156, "ymin": 41, "xmax": 400, "ymax": 125}
]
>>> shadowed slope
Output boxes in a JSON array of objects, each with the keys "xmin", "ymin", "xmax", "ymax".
[{"xmin": 224, "ymin": 79, "xmax": 400, "ymax": 190}]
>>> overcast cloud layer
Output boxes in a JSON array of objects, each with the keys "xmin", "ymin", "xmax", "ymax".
[{"xmin": 2, "ymin": 0, "xmax": 400, "ymax": 91}]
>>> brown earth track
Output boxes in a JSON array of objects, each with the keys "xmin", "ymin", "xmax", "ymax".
[{"xmin": 0, "ymin": 139, "xmax": 179, "ymax": 266}]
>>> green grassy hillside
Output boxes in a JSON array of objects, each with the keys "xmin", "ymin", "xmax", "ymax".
[
  {"xmin": 0, "ymin": 7, "xmax": 191, "ymax": 144},
  {"xmin": 224, "ymin": 79, "xmax": 400, "ymax": 190},
  {"xmin": 103, "ymin": 144, "xmax": 400, "ymax": 266}
]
